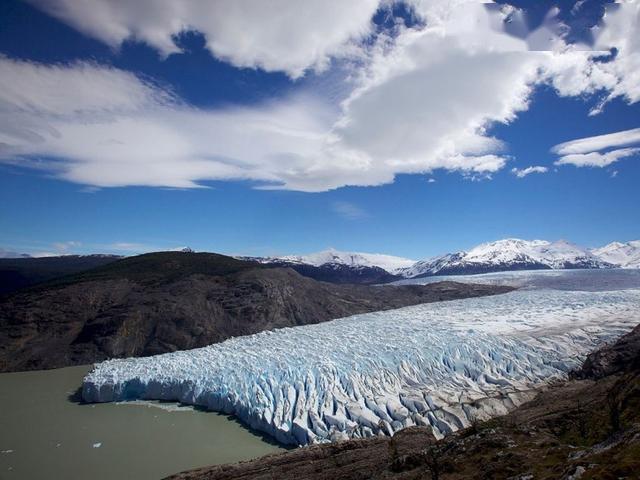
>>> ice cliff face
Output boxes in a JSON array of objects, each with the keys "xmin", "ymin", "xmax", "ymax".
[{"xmin": 82, "ymin": 289, "xmax": 640, "ymax": 446}]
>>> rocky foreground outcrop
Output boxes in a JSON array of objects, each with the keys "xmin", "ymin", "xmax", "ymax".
[
  {"xmin": 0, "ymin": 251, "xmax": 512, "ymax": 372},
  {"xmin": 572, "ymin": 323, "xmax": 640, "ymax": 379},
  {"xmin": 167, "ymin": 325, "xmax": 640, "ymax": 480}
]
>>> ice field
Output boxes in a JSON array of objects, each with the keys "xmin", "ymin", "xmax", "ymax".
[{"xmin": 83, "ymin": 278, "xmax": 640, "ymax": 445}]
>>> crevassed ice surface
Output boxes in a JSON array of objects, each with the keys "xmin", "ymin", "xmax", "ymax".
[{"xmin": 83, "ymin": 288, "xmax": 640, "ymax": 445}]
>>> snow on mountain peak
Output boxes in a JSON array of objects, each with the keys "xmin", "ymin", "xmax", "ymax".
[
  {"xmin": 277, "ymin": 248, "xmax": 416, "ymax": 273},
  {"xmin": 465, "ymin": 238, "xmax": 549, "ymax": 263},
  {"xmin": 398, "ymin": 238, "xmax": 614, "ymax": 278},
  {"xmin": 592, "ymin": 240, "xmax": 640, "ymax": 268},
  {"xmin": 249, "ymin": 238, "xmax": 638, "ymax": 281},
  {"xmin": 448, "ymin": 238, "xmax": 599, "ymax": 268}
]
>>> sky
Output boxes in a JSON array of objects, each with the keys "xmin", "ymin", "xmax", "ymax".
[{"xmin": 0, "ymin": 0, "xmax": 639, "ymax": 260}]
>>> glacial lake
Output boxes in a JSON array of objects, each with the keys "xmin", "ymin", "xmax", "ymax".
[{"xmin": 0, "ymin": 365, "xmax": 283, "ymax": 480}]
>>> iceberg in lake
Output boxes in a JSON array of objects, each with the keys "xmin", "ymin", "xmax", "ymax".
[{"xmin": 82, "ymin": 289, "xmax": 640, "ymax": 445}]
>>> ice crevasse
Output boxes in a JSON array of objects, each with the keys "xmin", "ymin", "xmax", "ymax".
[{"xmin": 82, "ymin": 289, "xmax": 640, "ymax": 445}]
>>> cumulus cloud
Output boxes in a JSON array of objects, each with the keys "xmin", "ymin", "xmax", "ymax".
[
  {"xmin": 3, "ymin": 1, "xmax": 640, "ymax": 191},
  {"xmin": 552, "ymin": 127, "xmax": 640, "ymax": 168},
  {"xmin": 537, "ymin": 2, "xmax": 640, "ymax": 115},
  {"xmin": 511, "ymin": 166, "xmax": 548, "ymax": 178},
  {"xmin": 591, "ymin": 2, "xmax": 640, "ymax": 106},
  {"xmin": 25, "ymin": 0, "xmax": 380, "ymax": 78}
]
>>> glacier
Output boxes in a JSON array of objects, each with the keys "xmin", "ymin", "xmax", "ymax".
[{"xmin": 82, "ymin": 288, "xmax": 640, "ymax": 446}]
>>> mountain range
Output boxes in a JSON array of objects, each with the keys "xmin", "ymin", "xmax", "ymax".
[
  {"xmin": 1, "ymin": 239, "xmax": 638, "ymax": 292},
  {"xmin": 250, "ymin": 238, "xmax": 640, "ymax": 282},
  {"xmin": 243, "ymin": 250, "xmax": 413, "ymax": 284}
]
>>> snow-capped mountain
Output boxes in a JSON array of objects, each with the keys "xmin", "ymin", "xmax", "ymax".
[
  {"xmin": 591, "ymin": 241, "xmax": 640, "ymax": 268},
  {"xmin": 275, "ymin": 248, "xmax": 415, "ymax": 274},
  {"xmin": 243, "ymin": 248, "xmax": 415, "ymax": 284},
  {"xmin": 397, "ymin": 253, "xmax": 466, "ymax": 279},
  {"xmin": 245, "ymin": 239, "xmax": 638, "ymax": 284},
  {"xmin": 400, "ymin": 239, "xmax": 614, "ymax": 278}
]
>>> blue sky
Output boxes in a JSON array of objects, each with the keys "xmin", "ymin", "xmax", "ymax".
[{"xmin": 0, "ymin": 0, "xmax": 639, "ymax": 259}]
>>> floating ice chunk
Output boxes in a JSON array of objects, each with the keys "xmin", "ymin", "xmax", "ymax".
[
  {"xmin": 83, "ymin": 289, "xmax": 640, "ymax": 445},
  {"xmin": 92, "ymin": 443, "xmax": 102, "ymax": 448}
]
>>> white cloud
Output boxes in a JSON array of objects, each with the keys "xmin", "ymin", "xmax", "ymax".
[
  {"xmin": 537, "ymin": 2, "xmax": 640, "ymax": 114},
  {"xmin": 332, "ymin": 201, "xmax": 369, "ymax": 220},
  {"xmin": 591, "ymin": 2, "xmax": 640, "ymax": 106},
  {"xmin": 552, "ymin": 127, "xmax": 640, "ymax": 155},
  {"xmin": 555, "ymin": 148, "xmax": 640, "ymax": 167},
  {"xmin": 552, "ymin": 127, "xmax": 640, "ymax": 168},
  {"xmin": 0, "ymin": 52, "xmax": 517, "ymax": 192},
  {"xmin": 2, "ymin": 2, "xmax": 640, "ymax": 191},
  {"xmin": 0, "ymin": 56, "xmax": 341, "ymax": 190},
  {"xmin": 511, "ymin": 166, "xmax": 548, "ymax": 178},
  {"xmin": 25, "ymin": 0, "xmax": 380, "ymax": 78},
  {"xmin": 329, "ymin": 2, "xmax": 554, "ymax": 183}
]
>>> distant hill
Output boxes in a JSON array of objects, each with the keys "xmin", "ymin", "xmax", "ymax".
[
  {"xmin": 249, "ymin": 258, "xmax": 403, "ymax": 284},
  {"xmin": 0, "ymin": 251, "xmax": 512, "ymax": 372},
  {"xmin": 0, "ymin": 255, "xmax": 122, "ymax": 295}
]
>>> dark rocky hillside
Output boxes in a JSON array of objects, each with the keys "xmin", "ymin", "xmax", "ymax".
[
  {"xmin": 0, "ymin": 251, "xmax": 512, "ymax": 372},
  {"xmin": 0, "ymin": 254, "xmax": 121, "ymax": 295},
  {"xmin": 261, "ymin": 259, "xmax": 402, "ymax": 284},
  {"xmin": 168, "ymin": 325, "xmax": 640, "ymax": 480}
]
